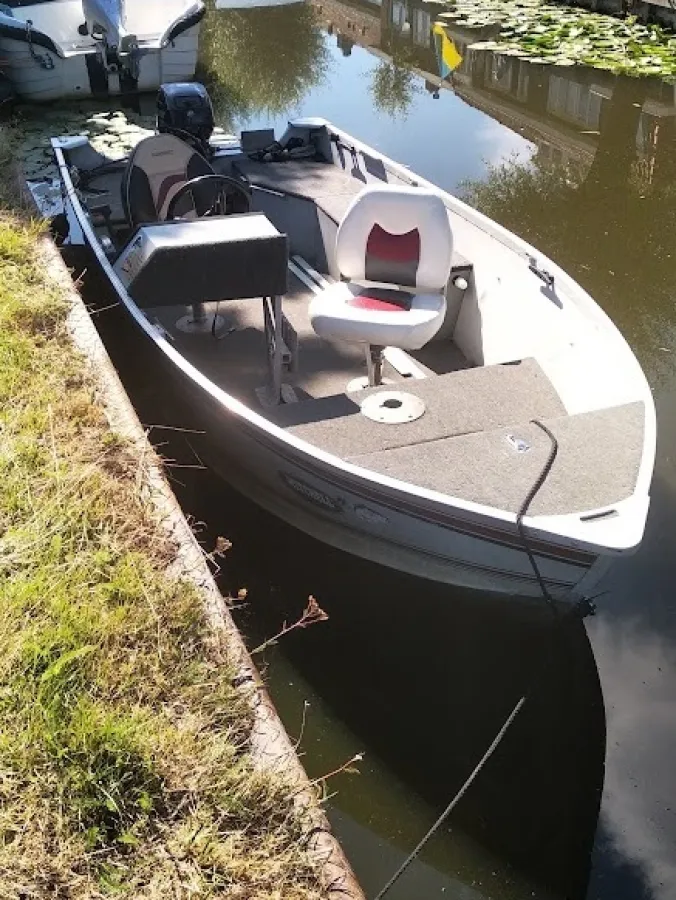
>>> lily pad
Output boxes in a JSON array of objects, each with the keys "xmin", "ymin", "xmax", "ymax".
[{"xmin": 440, "ymin": 0, "xmax": 676, "ymax": 78}]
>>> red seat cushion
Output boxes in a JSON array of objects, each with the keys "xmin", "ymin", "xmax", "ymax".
[
  {"xmin": 365, "ymin": 224, "xmax": 421, "ymax": 285},
  {"xmin": 347, "ymin": 287, "xmax": 413, "ymax": 313}
]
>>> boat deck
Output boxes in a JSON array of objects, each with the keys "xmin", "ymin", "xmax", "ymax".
[
  {"xmin": 82, "ymin": 147, "xmax": 645, "ymax": 520},
  {"xmin": 151, "ymin": 275, "xmax": 377, "ymax": 404},
  {"xmin": 151, "ymin": 272, "xmax": 470, "ymax": 405},
  {"xmin": 233, "ymin": 158, "xmax": 365, "ymax": 224},
  {"xmin": 152, "ymin": 277, "xmax": 644, "ymax": 518},
  {"xmin": 347, "ymin": 401, "xmax": 644, "ymax": 516}
]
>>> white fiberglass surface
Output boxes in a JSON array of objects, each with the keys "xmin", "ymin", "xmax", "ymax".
[
  {"xmin": 5, "ymin": 0, "xmax": 199, "ymax": 46},
  {"xmin": 6, "ymin": 1, "xmax": 92, "ymax": 50},
  {"xmin": 123, "ymin": 0, "xmax": 199, "ymax": 39}
]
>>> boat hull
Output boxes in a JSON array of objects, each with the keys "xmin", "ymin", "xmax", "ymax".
[
  {"xmin": 0, "ymin": 25, "xmax": 200, "ymax": 100},
  {"xmin": 53, "ymin": 140, "xmax": 616, "ymax": 605},
  {"xmin": 200, "ymin": 411, "xmax": 604, "ymax": 601},
  {"xmin": 200, "ymin": 429, "xmax": 606, "ymax": 601},
  {"xmin": 126, "ymin": 327, "xmax": 604, "ymax": 602}
]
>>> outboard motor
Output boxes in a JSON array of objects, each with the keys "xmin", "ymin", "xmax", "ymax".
[
  {"xmin": 157, "ymin": 83, "xmax": 215, "ymax": 158},
  {"xmin": 80, "ymin": 0, "xmax": 140, "ymax": 82}
]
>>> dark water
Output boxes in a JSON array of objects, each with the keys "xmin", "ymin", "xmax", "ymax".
[{"xmin": 73, "ymin": 2, "xmax": 676, "ymax": 898}]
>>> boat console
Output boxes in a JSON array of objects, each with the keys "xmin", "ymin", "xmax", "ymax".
[{"xmin": 113, "ymin": 214, "xmax": 288, "ymax": 310}]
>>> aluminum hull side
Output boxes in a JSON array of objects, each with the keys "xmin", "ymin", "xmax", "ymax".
[
  {"xmin": 94, "ymin": 300, "xmax": 602, "ymax": 602},
  {"xmin": 184, "ymin": 379, "xmax": 602, "ymax": 600}
]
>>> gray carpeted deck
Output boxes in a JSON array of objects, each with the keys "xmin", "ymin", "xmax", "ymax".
[
  {"xmin": 234, "ymin": 159, "xmax": 363, "ymax": 223},
  {"xmin": 151, "ymin": 274, "xmax": 410, "ymax": 404},
  {"xmin": 347, "ymin": 402, "xmax": 645, "ymax": 516},
  {"xmin": 272, "ymin": 359, "xmax": 566, "ymax": 456},
  {"xmin": 153, "ymin": 270, "xmax": 472, "ymax": 405}
]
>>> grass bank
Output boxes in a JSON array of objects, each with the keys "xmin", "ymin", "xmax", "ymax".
[{"xmin": 0, "ymin": 134, "xmax": 326, "ymax": 898}]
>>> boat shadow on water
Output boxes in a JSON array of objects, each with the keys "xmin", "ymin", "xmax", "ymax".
[
  {"xmin": 198, "ymin": 485, "xmax": 606, "ymax": 900},
  {"xmin": 64, "ymin": 244, "xmax": 605, "ymax": 899}
]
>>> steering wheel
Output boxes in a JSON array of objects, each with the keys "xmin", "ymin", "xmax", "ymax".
[{"xmin": 165, "ymin": 174, "xmax": 252, "ymax": 221}]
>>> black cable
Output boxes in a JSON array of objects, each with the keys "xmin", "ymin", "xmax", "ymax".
[
  {"xmin": 373, "ymin": 419, "xmax": 579, "ymax": 900},
  {"xmin": 516, "ymin": 418, "xmax": 559, "ymax": 611},
  {"xmin": 211, "ymin": 302, "xmax": 220, "ymax": 338},
  {"xmin": 373, "ymin": 694, "xmax": 527, "ymax": 900}
]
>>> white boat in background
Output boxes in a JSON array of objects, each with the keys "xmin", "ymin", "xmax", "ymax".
[
  {"xmin": 45, "ymin": 83, "xmax": 656, "ymax": 602},
  {"xmin": 215, "ymin": 0, "xmax": 303, "ymax": 8},
  {"xmin": 0, "ymin": 0, "xmax": 205, "ymax": 101}
]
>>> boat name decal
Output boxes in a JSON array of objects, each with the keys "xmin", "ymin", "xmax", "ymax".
[
  {"xmin": 119, "ymin": 234, "xmax": 145, "ymax": 283},
  {"xmin": 281, "ymin": 473, "xmax": 344, "ymax": 513},
  {"xmin": 354, "ymin": 504, "xmax": 389, "ymax": 526}
]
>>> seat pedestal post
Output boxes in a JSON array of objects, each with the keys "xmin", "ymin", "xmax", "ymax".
[
  {"xmin": 175, "ymin": 302, "xmax": 225, "ymax": 335},
  {"xmin": 191, "ymin": 302, "xmax": 207, "ymax": 327},
  {"xmin": 366, "ymin": 345, "xmax": 385, "ymax": 387}
]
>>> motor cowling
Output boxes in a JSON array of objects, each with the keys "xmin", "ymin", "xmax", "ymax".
[{"xmin": 157, "ymin": 82, "xmax": 215, "ymax": 158}]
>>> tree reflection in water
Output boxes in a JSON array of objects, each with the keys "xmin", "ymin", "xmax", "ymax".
[
  {"xmin": 369, "ymin": 58, "xmax": 420, "ymax": 119},
  {"xmin": 460, "ymin": 74, "xmax": 676, "ymax": 386},
  {"xmin": 197, "ymin": 0, "xmax": 330, "ymax": 126}
]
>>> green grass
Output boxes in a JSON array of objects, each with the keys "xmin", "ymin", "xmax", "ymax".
[{"xmin": 0, "ymin": 131, "xmax": 325, "ymax": 898}]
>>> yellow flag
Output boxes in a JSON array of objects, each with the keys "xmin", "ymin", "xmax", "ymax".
[{"xmin": 433, "ymin": 23, "xmax": 463, "ymax": 76}]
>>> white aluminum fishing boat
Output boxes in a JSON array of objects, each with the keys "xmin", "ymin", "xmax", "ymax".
[
  {"xmin": 47, "ymin": 83, "xmax": 656, "ymax": 600},
  {"xmin": 0, "ymin": 0, "xmax": 205, "ymax": 101}
]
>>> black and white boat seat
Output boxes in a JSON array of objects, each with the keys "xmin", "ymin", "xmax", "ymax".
[
  {"xmin": 121, "ymin": 133, "xmax": 214, "ymax": 228},
  {"xmin": 309, "ymin": 185, "xmax": 453, "ymax": 351}
]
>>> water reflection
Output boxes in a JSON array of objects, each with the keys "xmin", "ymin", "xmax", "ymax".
[
  {"xmin": 218, "ymin": 496, "xmax": 606, "ymax": 900},
  {"xmin": 584, "ymin": 389, "xmax": 676, "ymax": 899},
  {"xmin": 455, "ymin": 64, "xmax": 676, "ymax": 388},
  {"xmin": 588, "ymin": 614, "xmax": 676, "ymax": 900},
  {"xmin": 369, "ymin": 56, "xmax": 420, "ymax": 118},
  {"xmin": 197, "ymin": 0, "xmax": 330, "ymax": 125}
]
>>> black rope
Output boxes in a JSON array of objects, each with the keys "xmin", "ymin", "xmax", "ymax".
[
  {"xmin": 515, "ymin": 418, "xmax": 560, "ymax": 611},
  {"xmin": 373, "ymin": 419, "xmax": 576, "ymax": 900},
  {"xmin": 372, "ymin": 694, "xmax": 526, "ymax": 900}
]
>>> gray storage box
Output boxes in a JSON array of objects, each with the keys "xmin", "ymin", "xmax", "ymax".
[{"xmin": 114, "ymin": 212, "xmax": 288, "ymax": 309}]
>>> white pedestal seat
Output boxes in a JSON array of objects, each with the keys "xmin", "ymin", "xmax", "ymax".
[
  {"xmin": 308, "ymin": 184, "xmax": 454, "ymax": 385},
  {"xmin": 309, "ymin": 281, "xmax": 446, "ymax": 350}
]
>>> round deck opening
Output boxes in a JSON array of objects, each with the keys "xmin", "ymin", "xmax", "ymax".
[{"xmin": 360, "ymin": 391, "xmax": 426, "ymax": 424}]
